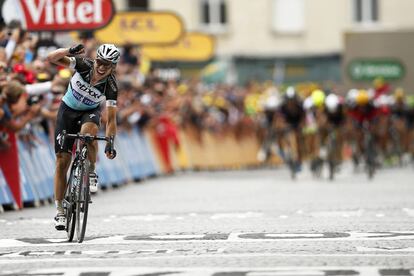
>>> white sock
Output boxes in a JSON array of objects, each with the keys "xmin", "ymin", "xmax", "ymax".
[{"xmin": 55, "ymin": 200, "xmax": 64, "ymax": 215}]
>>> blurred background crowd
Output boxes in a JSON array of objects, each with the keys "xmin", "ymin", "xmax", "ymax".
[{"xmin": 1, "ymin": 0, "xmax": 413, "ymax": 176}]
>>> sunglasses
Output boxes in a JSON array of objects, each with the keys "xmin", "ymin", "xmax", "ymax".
[{"xmin": 95, "ymin": 59, "xmax": 112, "ymax": 69}]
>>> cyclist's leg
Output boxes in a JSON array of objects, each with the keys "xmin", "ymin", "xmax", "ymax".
[
  {"xmin": 54, "ymin": 153, "xmax": 72, "ymax": 202},
  {"xmin": 80, "ymin": 109, "xmax": 101, "ymax": 192},
  {"xmin": 54, "ymin": 103, "xmax": 79, "ymax": 229},
  {"xmin": 80, "ymin": 109, "xmax": 101, "ymax": 170}
]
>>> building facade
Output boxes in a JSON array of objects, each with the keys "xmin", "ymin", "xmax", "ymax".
[{"xmin": 113, "ymin": 0, "xmax": 414, "ymax": 86}]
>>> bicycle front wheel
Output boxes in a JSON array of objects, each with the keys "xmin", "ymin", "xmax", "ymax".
[
  {"xmin": 64, "ymin": 163, "xmax": 78, "ymax": 242},
  {"xmin": 75, "ymin": 160, "xmax": 90, "ymax": 243}
]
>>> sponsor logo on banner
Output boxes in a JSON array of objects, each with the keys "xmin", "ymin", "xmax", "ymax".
[
  {"xmin": 1, "ymin": 0, "xmax": 114, "ymax": 31},
  {"xmin": 93, "ymin": 12, "xmax": 184, "ymax": 45},
  {"xmin": 141, "ymin": 32, "xmax": 215, "ymax": 62},
  {"xmin": 348, "ymin": 59, "xmax": 405, "ymax": 81}
]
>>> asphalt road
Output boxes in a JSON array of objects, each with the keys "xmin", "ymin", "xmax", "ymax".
[{"xmin": 0, "ymin": 164, "xmax": 414, "ymax": 275}]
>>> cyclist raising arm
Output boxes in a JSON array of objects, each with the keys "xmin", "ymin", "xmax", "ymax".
[{"xmin": 47, "ymin": 44, "xmax": 120, "ymax": 230}]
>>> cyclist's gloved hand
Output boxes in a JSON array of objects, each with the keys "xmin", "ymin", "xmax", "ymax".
[
  {"xmin": 105, "ymin": 136, "xmax": 116, "ymax": 159},
  {"xmin": 68, "ymin": 44, "xmax": 85, "ymax": 56}
]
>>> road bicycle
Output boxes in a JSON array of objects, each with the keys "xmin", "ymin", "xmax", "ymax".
[
  {"xmin": 326, "ymin": 127, "xmax": 340, "ymax": 181},
  {"xmin": 59, "ymin": 130, "xmax": 114, "ymax": 243},
  {"xmin": 362, "ymin": 122, "xmax": 377, "ymax": 179},
  {"xmin": 277, "ymin": 128, "xmax": 300, "ymax": 180}
]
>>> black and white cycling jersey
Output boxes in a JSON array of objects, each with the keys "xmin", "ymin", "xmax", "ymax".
[{"xmin": 62, "ymin": 57, "xmax": 118, "ymax": 111}]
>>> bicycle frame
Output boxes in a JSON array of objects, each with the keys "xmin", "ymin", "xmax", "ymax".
[{"xmin": 60, "ymin": 131, "xmax": 111, "ymax": 243}]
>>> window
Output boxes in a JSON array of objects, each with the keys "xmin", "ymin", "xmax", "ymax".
[
  {"xmin": 353, "ymin": 0, "xmax": 378, "ymax": 23},
  {"xmin": 272, "ymin": 0, "xmax": 305, "ymax": 34},
  {"xmin": 128, "ymin": 0, "xmax": 149, "ymax": 10},
  {"xmin": 200, "ymin": 0, "xmax": 228, "ymax": 33}
]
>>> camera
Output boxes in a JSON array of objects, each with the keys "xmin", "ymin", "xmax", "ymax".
[{"xmin": 26, "ymin": 95, "xmax": 43, "ymax": 106}]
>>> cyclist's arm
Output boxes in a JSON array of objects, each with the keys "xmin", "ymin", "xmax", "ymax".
[
  {"xmin": 106, "ymin": 105, "xmax": 117, "ymax": 138},
  {"xmin": 105, "ymin": 76, "xmax": 118, "ymax": 139},
  {"xmin": 46, "ymin": 48, "xmax": 72, "ymax": 67}
]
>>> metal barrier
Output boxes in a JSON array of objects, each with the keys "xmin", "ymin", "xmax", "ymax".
[
  {"xmin": 0, "ymin": 168, "xmax": 16, "ymax": 211},
  {"xmin": 2, "ymin": 128, "xmax": 161, "ymax": 210}
]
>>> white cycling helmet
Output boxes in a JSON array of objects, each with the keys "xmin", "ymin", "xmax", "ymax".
[
  {"xmin": 285, "ymin": 86, "xmax": 296, "ymax": 99},
  {"xmin": 303, "ymin": 96, "xmax": 314, "ymax": 110},
  {"xmin": 264, "ymin": 94, "xmax": 282, "ymax": 110},
  {"xmin": 325, "ymin": 94, "xmax": 340, "ymax": 113},
  {"xmin": 96, "ymin": 44, "xmax": 121, "ymax": 64}
]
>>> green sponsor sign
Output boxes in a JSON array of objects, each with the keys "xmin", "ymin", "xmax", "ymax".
[{"xmin": 348, "ymin": 59, "xmax": 405, "ymax": 81}]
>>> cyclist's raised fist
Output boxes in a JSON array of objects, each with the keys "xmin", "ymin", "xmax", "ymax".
[{"xmin": 68, "ymin": 44, "xmax": 85, "ymax": 56}]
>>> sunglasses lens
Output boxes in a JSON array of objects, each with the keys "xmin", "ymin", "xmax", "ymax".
[{"xmin": 96, "ymin": 59, "xmax": 111, "ymax": 68}]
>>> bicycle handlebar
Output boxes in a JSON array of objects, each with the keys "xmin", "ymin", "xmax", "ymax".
[{"xmin": 59, "ymin": 130, "xmax": 112, "ymax": 150}]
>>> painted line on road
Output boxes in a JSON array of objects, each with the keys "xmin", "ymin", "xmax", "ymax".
[
  {"xmin": 2, "ymin": 231, "xmax": 414, "ymax": 247},
  {"xmin": 2, "ymin": 208, "xmax": 414, "ymax": 225},
  {"xmin": 357, "ymin": 246, "xmax": 414, "ymax": 252},
  {"xmin": 0, "ymin": 248, "xmax": 226, "ymax": 258},
  {"xmin": 310, "ymin": 209, "xmax": 364, "ymax": 218},
  {"xmin": 403, "ymin": 208, "xmax": 414, "ymax": 217},
  {"xmin": 2, "ymin": 267, "xmax": 414, "ymax": 276},
  {"xmin": 1, "ymin": 252, "xmax": 414, "ymax": 264},
  {"xmin": 2, "ymin": 267, "xmax": 413, "ymax": 276},
  {"xmin": 210, "ymin": 212, "xmax": 263, "ymax": 219}
]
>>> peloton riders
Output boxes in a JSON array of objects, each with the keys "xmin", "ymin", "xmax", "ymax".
[{"xmin": 47, "ymin": 44, "xmax": 119, "ymax": 230}]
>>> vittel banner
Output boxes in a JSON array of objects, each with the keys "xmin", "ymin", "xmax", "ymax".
[{"xmin": 2, "ymin": 0, "xmax": 114, "ymax": 31}]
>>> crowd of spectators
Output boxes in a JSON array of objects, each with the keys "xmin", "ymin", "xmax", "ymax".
[{"xmin": 0, "ymin": 21, "xmax": 341, "ymax": 157}]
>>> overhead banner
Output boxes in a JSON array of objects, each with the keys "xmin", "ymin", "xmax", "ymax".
[
  {"xmin": 1, "ymin": 0, "xmax": 114, "ymax": 32},
  {"xmin": 94, "ymin": 12, "xmax": 184, "ymax": 45},
  {"xmin": 141, "ymin": 32, "xmax": 215, "ymax": 62}
]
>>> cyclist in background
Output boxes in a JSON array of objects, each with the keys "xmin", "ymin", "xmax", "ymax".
[
  {"xmin": 303, "ymin": 89, "xmax": 325, "ymax": 174},
  {"xmin": 347, "ymin": 89, "xmax": 379, "ymax": 168},
  {"xmin": 405, "ymin": 95, "xmax": 414, "ymax": 160},
  {"xmin": 276, "ymin": 87, "xmax": 305, "ymax": 172},
  {"xmin": 390, "ymin": 88, "xmax": 408, "ymax": 160},
  {"xmin": 321, "ymin": 93, "xmax": 346, "ymax": 169},
  {"xmin": 47, "ymin": 44, "xmax": 119, "ymax": 230}
]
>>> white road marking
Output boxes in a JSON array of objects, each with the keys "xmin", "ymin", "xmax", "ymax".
[
  {"xmin": 357, "ymin": 246, "xmax": 414, "ymax": 252},
  {"xmin": 150, "ymin": 234, "xmax": 207, "ymax": 239},
  {"xmin": 310, "ymin": 209, "xmax": 364, "ymax": 218},
  {"xmin": 210, "ymin": 212, "xmax": 263, "ymax": 219},
  {"xmin": 0, "ymin": 239, "xmax": 30, "ymax": 247},
  {"xmin": 403, "ymin": 208, "xmax": 414, "ymax": 217},
  {"xmin": 0, "ymin": 249, "xmax": 179, "ymax": 258},
  {"xmin": 2, "ymin": 231, "xmax": 414, "ymax": 247},
  {"xmin": 0, "ymin": 267, "xmax": 402, "ymax": 276},
  {"xmin": 265, "ymin": 234, "xmax": 324, "ymax": 238},
  {"xmin": 1, "ymin": 207, "xmax": 411, "ymax": 226},
  {"xmin": 1, "ymin": 253, "xmax": 414, "ymax": 264}
]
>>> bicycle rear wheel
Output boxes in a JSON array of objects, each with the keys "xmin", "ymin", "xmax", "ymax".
[{"xmin": 75, "ymin": 160, "xmax": 90, "ymax": 243}]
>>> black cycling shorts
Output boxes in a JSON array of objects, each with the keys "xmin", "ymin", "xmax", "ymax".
[{"xmin": 54, "ymin": 102, "xmax": 101, "ymax": 154}]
